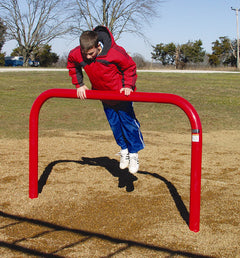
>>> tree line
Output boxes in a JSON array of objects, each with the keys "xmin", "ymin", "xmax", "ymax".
[
  {"xmin": 151, "ymin": 37, "xmax": 239, "ymax": 69},
  {"xmin": 0, "ymin": 0, "xmax": 239, "ymax": 68}
]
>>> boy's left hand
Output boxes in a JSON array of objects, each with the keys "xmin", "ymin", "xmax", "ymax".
[{"xmin": 120, "ymin": 87, "xmax": 133, "ymax": 96}]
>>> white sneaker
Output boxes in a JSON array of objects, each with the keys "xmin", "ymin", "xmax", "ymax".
[
  {"xmin": 119, "ymin": 149, "xmax": 129, "ymax": 169},
  {"xmin": 129, "ymin": 153, "xmax": 139, "ymax": 174}
]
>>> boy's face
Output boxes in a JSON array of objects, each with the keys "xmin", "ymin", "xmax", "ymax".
[{"xmin": 83, "ymin": 45, "xmax": 102, "ymax": 60}]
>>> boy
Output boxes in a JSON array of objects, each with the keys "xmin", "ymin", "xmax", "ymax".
[{"xmin": 67, "ymin": 25, "xmax": 144, "ymax": 174}]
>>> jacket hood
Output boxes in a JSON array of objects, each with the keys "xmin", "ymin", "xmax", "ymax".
[{"xmin": 93, "ymin": 26, "xmax": 115, "ymax": 56}]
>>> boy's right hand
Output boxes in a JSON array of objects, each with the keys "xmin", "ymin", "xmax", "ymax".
[{"xmin": 77, "ymin": 85, "xmax": 89, "ymax": 99}]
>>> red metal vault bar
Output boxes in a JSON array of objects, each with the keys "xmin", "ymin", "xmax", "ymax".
[{"xmin": 29, "ymin": 89, "xmax": 202, "ymax": 232}]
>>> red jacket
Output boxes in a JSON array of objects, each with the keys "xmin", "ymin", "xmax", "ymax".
[{"xmin": 67, "ymin": 26, "xmax": 137, "ymax": 92}]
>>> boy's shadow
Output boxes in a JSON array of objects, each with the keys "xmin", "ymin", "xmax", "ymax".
[
  {"xmin": 39, "ymin": 157, "xmax": 189, "ymax": 226},
  {"xmin": 38, "ymin": 156, "xmax": 138, "ymax": 194}
]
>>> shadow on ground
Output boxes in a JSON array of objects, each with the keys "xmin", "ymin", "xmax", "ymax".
[
  {"xmin": 0, "ymin": 210, "xmax": 211, "ymax": 258},
  {"xmin": 38, "ymin": 157, "xmax": 189, "ymax": 226}
]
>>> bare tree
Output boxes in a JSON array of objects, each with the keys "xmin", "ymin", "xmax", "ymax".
[
  {"xmin": 0, "ymin": 0, "xmax": 72, "ymax": 65},
  {"xmin": 72, "ymin": 0, "xmax": 162, "ymax": 40},
  {"xmin": 0, "ymin": 18, "xmax": 7, "ymax": 52},
  {"xmin": 132, "ymin": 53, "xmax": 146, "ymax": 68}
]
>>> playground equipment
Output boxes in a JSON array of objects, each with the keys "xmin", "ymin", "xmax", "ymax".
[{"xmin": 29, "ymin": 89, "xmax": 202, "ymax": 232}]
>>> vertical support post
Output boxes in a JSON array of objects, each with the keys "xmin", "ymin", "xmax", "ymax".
[
  {"xmin": 29, "ymin": 89, "xmax": 202, "ymax": 232},
  {"xmin": 29, "ymin": 96, "xmax": 42, "ymax": 198},
  {"xmin": 189, "ymin": 129, "xmax": 202, "ymax": 232}
]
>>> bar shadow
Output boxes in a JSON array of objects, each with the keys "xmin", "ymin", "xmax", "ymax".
[
  {"xmin": 39, "ymin": 157, "xmax": 189, "ymax": 226},
  {"xmin": 38, "ymin": 157, "xmax": 138, "ymax": 194},
  {"xmin": 0, "ymin": 210, "xmax": 211, "ymax": 258},
  {"xmin": 138, "ymin": 171, "xmax": 189, "ymax": 226}
]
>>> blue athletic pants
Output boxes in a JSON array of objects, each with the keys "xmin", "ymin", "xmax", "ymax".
[{"xmin": 102, "ymin": 101, "xmax": 144, "ymax": 153}]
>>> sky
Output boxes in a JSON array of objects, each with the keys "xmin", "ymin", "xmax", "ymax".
[{"xmin": 2, "ymin": 0, "xmax": 240, "ymax": 61}]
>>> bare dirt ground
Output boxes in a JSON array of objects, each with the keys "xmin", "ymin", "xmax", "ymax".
[{"xmin": 0, "ymin": 130, "xmax": 240, "ymax": 257}]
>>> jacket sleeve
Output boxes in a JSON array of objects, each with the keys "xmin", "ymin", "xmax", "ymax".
[
  {"xmin": 67, "ymin": 50, "xmax": 84, "ymax": 88},
  {"xmin": 112, "ymin": 45, "xmax": 137, "ymax": 90}
]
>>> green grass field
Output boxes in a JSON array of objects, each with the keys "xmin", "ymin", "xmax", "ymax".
[{"xmin": 0, "ymin": 71, "xmax": 239, "ymax": 139}]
